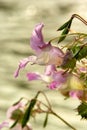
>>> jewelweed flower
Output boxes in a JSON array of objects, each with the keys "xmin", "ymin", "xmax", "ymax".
[
  {"xmin": 0, "ymin": 100, "xmax": 32, "ymax": 130},
  {"xmin": 27, "ymin": 65, "xmax": 68, "ymax": 89},
  {"xmin": 14, "ymin": 23, "xmax": 64, "ymax": 78}
]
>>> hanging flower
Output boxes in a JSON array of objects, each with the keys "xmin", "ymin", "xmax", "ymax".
[
  {"xmin": 0, "ymin": 100, "xmax": 32, "ymax": 130},
  {"xmin": 27, "ymin": 65, "xmax": 68, "ymax": 89},
  {"xmin": 14, "ymin": 23, "xmax": 64, "ymax": 78}
]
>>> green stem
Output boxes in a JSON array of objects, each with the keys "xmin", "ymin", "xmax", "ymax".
[
  {"xmin": 71, "ymin": 14, "xmax": 87, "ymax": 25},
  {"xmin": 51, "ymin": 110, "xmax": 77, "ymax": 130}
]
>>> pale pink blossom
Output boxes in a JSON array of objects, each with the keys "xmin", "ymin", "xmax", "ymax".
[
  {"xmin": 0, "ymin": 101, "xmax": 32, "ymax": 130},
  {"xmin": 27, "ymin": 65, "xmax": 68, "ymax": 89},
  {"xmin": 14, "ymin": 23, "xmax": 64, "ymax": 78}
]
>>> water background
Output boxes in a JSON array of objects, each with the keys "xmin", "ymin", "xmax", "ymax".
[{"xmin": 0, "ymin": 0, "xmax": 87, "ymax": 130}]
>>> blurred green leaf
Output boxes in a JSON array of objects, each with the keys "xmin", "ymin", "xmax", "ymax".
[
  {"xmin": 10, "ymin": 119, "xmax": 18, "ymax": 128},
  {"xmin": 43, "ymin": 113, "xmax": 49, "ymax": 128},
  {"xmin": 71, "ymin": 45, "xmax": 87, "ymax": 60},
  {"xmin": 77, "ymin": 102, "xmax": 87, "ymax": 119},
  {"xmin": 58, "ymin": 18, "xmax": 72, "ymax": 43},
  {"xmin": 11, "ymin": 109, "xmax": 23, "ymax": 120},
  {"xmin": 22, "ymin": 99, "xmax": 36, "ymax": 128}
]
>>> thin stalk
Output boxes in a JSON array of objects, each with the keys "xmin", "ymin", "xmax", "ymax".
[
  {"xmin": 51, "ymin": 110, "xmax": 77, "ymax": 130},
  {"xmin": 71, "ymin": 14, "xmax": 87, "ymax": 25}
]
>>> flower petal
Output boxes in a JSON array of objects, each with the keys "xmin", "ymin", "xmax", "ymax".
[
  {"xmin": 48, "ymin": 81, "xmax": 58, "ymax": 89},
  {"xmin": 27, "ymin": 72, "xmax": 41, "ymax": 81},
  {"xmin": 14, "ymin": 56, "xmax": 37, "ymax": 78},
  {"xmin": 0, "ymin": 121, "xmax": 9, "ymax": 129},
  {"xmin": 44, "ymin": 65, "xmax": 56, "ymax": 76},
  {"xmin": 30, "ymin": 23, "xmax": 45, "ymax": 53}
]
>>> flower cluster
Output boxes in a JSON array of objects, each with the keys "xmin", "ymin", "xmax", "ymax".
[
  {"xmin": 14, "ymin": 22, "xmax": 87, "ymax": 100},
  {"xmin": 0, "ymin": 14, "xmax": 87, "ymax": 130}
]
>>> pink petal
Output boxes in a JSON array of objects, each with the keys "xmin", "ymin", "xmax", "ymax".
[
  {"xmin": 30, "ymin": 23, "xmax": 45, "ymax": 53},
  {"xmin": 48, "ymin": 46, "xmax": 64, "ymax": 66},
  {"xmin": 27, "ymin": 72, "xmax": 41, "ymax": 81},
  {"xmin": 44, "ymin": 65, "xmax": 57, "ymax": 76},
  {"xmin": 36, "ymin": 43, "xmax": 64, "ymax": 66},
  {"xmin": 69, "ymin": 90, "xmax": 87, "ymax": 100},
  {"xmin": 0, "ymin": 121, "xmax": 9, "ymax": 129},
  {"xmin": 14, "ymin": 56, "xmax": 37, "ymax": 78},
  {"xmin": 48, "ymin": 81, "xmax": 58, "ymax": 89},
  {"xmin": 53, "ymin": 71, "xmax": 67, "ymax": 85}
]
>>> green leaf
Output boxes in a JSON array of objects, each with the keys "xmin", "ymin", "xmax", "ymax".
[
  {"xmin": 77, "ymin": 102, "xmax": 87, "ymax": 119},
  {"xmin": 22, "ymin": 99, "xmax": 36, "ymax": 128},
  {"xmin": 10, "ymin": 119, "xmax": 18, "ymax": 128},
  {"xmin": 58, "ymin": 27, "xmax": 69, "ymax": 43},
  {"xmin": 43, "ymin": 113, "xmax": 49, "ymax": 128},
  {"xmin": 75, "ymin": 46, "xmax": 87, "ymax": 60},
  {"xmin": 71, "ymin": 45, "xmax": 87, "ymax": 60},
  {"xmin": 58, "ymin": 19, "xmax": 72, "ymax": 31},
  {"xmin": 58, "ymin": 18, "xmax": 72, "ymax": 43}
]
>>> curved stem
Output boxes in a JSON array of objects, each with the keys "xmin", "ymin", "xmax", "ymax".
[
  {"xmin": 72, "ymin": 14, "xmax": 87, "ymax": 25},
  {"xmin": 51, "ymin": 110, "xmax": 77, "ymax": 130},
  {"xmin": 36, "ymin": 91, "xmax": 77, "ymax": 130}
]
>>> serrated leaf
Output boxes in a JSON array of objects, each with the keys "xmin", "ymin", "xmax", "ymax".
[
  {"xmin": 43, "ymin": 113, "xmax": 49, "ymax": 128},
  {"xmin": 58, "ymin": 19, "xmax": 72, "ymax": 31},
  {"xmin": 77, "ymin": 102, "xmax": 87, "ymax": 119},
  {"xmin": 22, "ymin": 99, "xmax": 36, "ymax": 128}
]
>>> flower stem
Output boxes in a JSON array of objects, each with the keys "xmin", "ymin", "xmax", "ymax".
[
  {"xmin": 51, "ymin": 110, "xmax": 77, "ymax": 130},
  {"xmin": 71, "ymin": 14, "xmax": 87, "ymax": 25}
]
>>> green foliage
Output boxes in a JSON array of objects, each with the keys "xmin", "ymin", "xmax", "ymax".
[
  {"xmin": 22, "ymin": 99, "xmax": 37, "ymax": 128},
  {"xmin": 71, "ymin": 45, "xmax": 87, "ymax": 60},
  {"xmin": 10, "ymin": 119, "xmax": 19, "ymax": 128},
  {"xmin": 58, "ymin": 18, "xmax": 73, "ymax": 43},
  {"xmin": 58, "ymin": 19, "xmax": 72, "ymax": 31},
  {"xmin": 77, "ymin": 102, "xmax": 87, "ymax": 119}
]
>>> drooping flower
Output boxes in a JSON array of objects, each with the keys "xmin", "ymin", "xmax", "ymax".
[
  {"xmin": 14, "ymin": 23, "xmax": 64, "ymax": 78},
  {"xmin": 0, "ymin": 100, "xmax": 32, "ymax": 130},
  {"xmin": 27, "ymin": 65, "xmax": 68, "ymax": 90}
]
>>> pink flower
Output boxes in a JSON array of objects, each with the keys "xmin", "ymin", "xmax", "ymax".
[
  {"xmin": 0, "ymin": 100, "xmax": 32, "ymax": 130},
  {"xmin": 69, "ymin": 90, "xmax": 87, "ymax": 100},
  {"xmin": 14, "ymin": 23, "xmax": 64, "ymax": 78},
  {"xmin": 27, "ymin": 65, "xmax": 68, "ymax": 89}
]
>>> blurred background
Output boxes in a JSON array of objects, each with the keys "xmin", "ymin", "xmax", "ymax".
[{"xmin": 0, "ymin": 0, "xmax": 87, "ymax": 130}]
